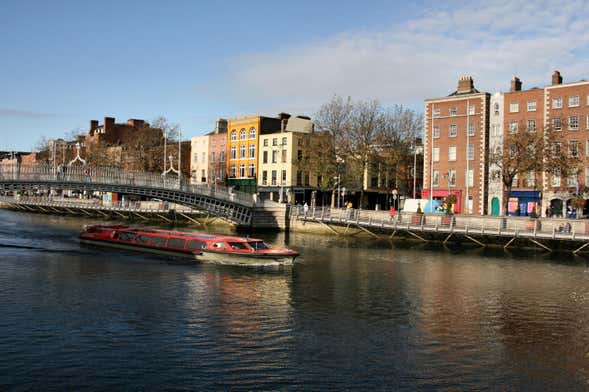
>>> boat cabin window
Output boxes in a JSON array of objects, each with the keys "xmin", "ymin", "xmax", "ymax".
[
  {"xmin": 212, "ymin": 242, "xmax": 227, "ymax": 249},
  {"xmin": 136, "ymin": 235, "xmax": 150, "ymax": 244},
  {"xmin": 187, "ymin": 240, "xmax": 205, "ymax": 250},
  {"xmin": 119, "ymin": 232, "xmax": 136, "ymax": 242},
  {"xmin": 167, "ymin": 238, "xmax": 186, "ymax": 249},
  {"xmin": 150, "ymin": 236, "xmax": 166, "ymax": 247},
  {"xmin": 248, "ymin": 241, "xmax": 268, "ymax": 250},
  {"xmin": 228, "ymin": 242, "xmax": 249, "ymax": 250}
]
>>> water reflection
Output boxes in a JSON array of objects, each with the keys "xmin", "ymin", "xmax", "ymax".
[{"xmin": 1, "ymin": 210, "xmax": 589, "ymax": 389}]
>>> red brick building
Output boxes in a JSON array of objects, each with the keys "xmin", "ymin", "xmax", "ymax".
[{"xmin": 422, "ymin": 76, "xmax": 490, "ymax": 214}]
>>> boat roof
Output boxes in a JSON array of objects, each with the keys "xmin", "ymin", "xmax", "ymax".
[{"xmin": 90, "ymin": 225, "xmax": 263, "ymax": 242}]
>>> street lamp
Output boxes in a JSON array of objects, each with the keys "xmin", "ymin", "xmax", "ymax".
[
  {"xmin": 413, "ymin": 137, "xmax": 423, "ymax": 199},
  {"xmin": 336, "ymin": 156, "xmax": 344, "ymax": 208}
]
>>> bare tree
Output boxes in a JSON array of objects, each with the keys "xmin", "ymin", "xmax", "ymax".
[{"xmin": 489, "ymin": 120, "xmax": 582, "ymax": 215}]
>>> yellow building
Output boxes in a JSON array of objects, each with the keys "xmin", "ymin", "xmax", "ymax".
[{"xmin": 225, "ymin": 115, "xmax": 284, "ymax": 193}]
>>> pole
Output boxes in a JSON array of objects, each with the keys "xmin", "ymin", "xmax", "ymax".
[
  {"xmin": 466, "ymin": 98, "xmax": 470, "ymax": 214},
  {"xmin": 429, "ymin": 103, "xmax": 434, "ymax": 211},
  {"xmin": 413, "ymin": 138, "xmax": 417, "ymax": 199},
  {"xmin": 337, "ymin": 173, "xmax": 341, "ymax": 208},
  {"xmin": 163, "ymin": 128, "xmax": 167, "ymax": 174},
  {"xmin": 178, "ymin": 129, "xmax": 182, "ymax": 181}
]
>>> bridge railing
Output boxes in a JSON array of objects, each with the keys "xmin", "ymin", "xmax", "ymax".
[
  {"xmin": 296, "ymin": 206, "xmax": 589, "ymax": 237},
  {"xmin": 0, "ymin": 163, "xmax": 254, "ymax": 207}
]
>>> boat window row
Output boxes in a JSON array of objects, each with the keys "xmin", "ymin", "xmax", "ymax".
[{"xmin": 115, "ymin": 232, "xmax": 206, "ymax": 250}]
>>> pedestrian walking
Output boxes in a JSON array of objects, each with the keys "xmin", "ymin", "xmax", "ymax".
[{"xmin": 303, "ymin": 202, "xmax": 309, "ymax": 217}]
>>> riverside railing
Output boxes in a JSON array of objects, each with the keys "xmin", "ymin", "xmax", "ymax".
[
  {"xmin": 0, "ymin": 195, "xmax": 201, "ymax": 214},
  {"xmin": 0, "ymin": 163, "xmax": 255, "ymax": 207},
  {"xmin": 295, "ymin": 206, "xmax": 589, "ymax": 240}
]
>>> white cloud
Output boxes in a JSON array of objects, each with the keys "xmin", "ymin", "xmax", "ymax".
[{"xmin": 228, "ymin": 0, "xmax": 589, "ymax": 114}]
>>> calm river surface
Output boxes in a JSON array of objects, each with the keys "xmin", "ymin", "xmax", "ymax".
[{"xmin": 1, "ymin": 210, "xmax": 589, "ymax": 390}]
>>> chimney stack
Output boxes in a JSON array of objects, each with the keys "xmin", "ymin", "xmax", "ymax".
[
  {"xmin": 89, "ymin": 120, "xmax": 98, "ymax": 134},
  {"xmin": 215, "ymin": 118, "xmax": 228, "ymax": 134},
  {"xmin": 104, "ymin": 117, "xmax": 115, "ymax": 133},
  {"xmin": 510, "ymin": 77, "xmax": 522, "ymax": 92},
  {"xmin": 552, "ymin": 70, "xmax": 563, "ymax": 86},
  {"xmin": 127, "ymin": 119, "xmax": 144, "ymax": 128},
  {"xmin": 457, "ymin": 75, "xmax": 475, "ymax": 93}
]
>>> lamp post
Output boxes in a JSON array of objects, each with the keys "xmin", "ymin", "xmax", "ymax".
[
  {"xmin": 413, "ymin": 137, "xmax": 423, "ymax": 199},
  {"xmin": 336, "ymin": 156, "xmax": 344, "ymax": 208},
  {"xmin": 279, "ymin": 138, "xmax": 285, "ymax": 203}
]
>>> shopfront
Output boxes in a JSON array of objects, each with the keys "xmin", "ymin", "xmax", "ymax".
[{"xmin": 507, "ymin": 190, "xmax": 541, "ymax": 216}]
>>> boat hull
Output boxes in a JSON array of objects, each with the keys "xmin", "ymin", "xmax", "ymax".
[
  {"xmin": 80, "ymin": 238, "xmax": 201, "ymax": 260},
  {"xmin": 199, "ymin": 250, "xmax": 296, "ymax": 266}
]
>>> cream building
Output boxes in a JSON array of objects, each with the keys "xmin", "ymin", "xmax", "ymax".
[{"xmin": 190, "ymin": 134, "xmax": 209, "ymax": 184}]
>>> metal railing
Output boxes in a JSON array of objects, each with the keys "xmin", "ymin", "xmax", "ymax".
[
  {"xmin": 0, "ymin": 195, "xmax": 201, "ymax": 214},
  {"xmin": 0, "ymin": 163, "xmax": 255, "ymax": 207},
  {"xmin": 295, "ymin": 206, "xmax": 589, "ymax": 241}
]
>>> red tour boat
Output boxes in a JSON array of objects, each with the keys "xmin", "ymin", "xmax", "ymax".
[{"xmin": 79, "ymin": 225, "xmax": 299, "ymax": 265}]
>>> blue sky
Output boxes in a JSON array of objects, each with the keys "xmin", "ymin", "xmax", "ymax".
[{"xmin": 1, "ymin": 0, "xmax": 589, "ymax": 151}]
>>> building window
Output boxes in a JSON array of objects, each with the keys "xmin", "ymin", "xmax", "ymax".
[
  {"xmin": 587, "ymin": 114, "xmax": 589, "ymax": 130},
  {"xmin": 433, "ymin": 169, "xmax": 439, "ymax": 187},
  {"xmin": 553, "ymin": 117, "xmax": 562, "ymax": 131},
  {"xmin": 509, "ymin": 102, "xmax": 519, "ymax": 113},
  {"xmin": 230, "ymin": 165, "xmax": 236, "ymax": 177},
  {"xmin": 272, "ymin": 138, "xmax": 278, "ymax": 146},
  {"xmin": 467, "ymin": 144, "xmax": 474, "ymax": 160},
  {"xmin": 281, "ymin": 170, "xmax": 286, "ymax": 185},
  {"xmin": 239, "ymin": 164, "xmax": 245, "ymax": 177},
  {"xmin": 304, "ymin": 172, "xmax": 310, "ymax": 186},
  {"xmin": 568, "ymin": 174, "xmax": 578, "ymax": 187},
  {"xmin": 281, "ymin": 149, "xmax": 287, "ymax": 163},
  {"xmin": 512, "ymin": 174, "xmax": 518, "ymax": 187},
  {"xmin": 585, "ymin": 167, "xmax": 589, "ymax": 186},
  {"xmin": 239, "ymin": 144, "xmax": 246, "ymax": 158},
  {"xmin": 494, "ymin": 102, "xmax": 500, "ymax": 115},
  {"xmin": 586, "ymin": 140, "xmax": 589, "ymax": 157},
  {"xmin": 468, "ymin": 105, "xmax": 475, "ymax": 115},
  {"xmin": 220, "ymin": 151, "xmax": 225, "ymax": 162},
  {"xmin": 202, "ymin": 153, "xmax": 205, "ymax": 163},
  {"xmin": 433, "ymin": 109, "xmax": 440, "ymax": 117},
  {"xmin": 569, "ymin": 95, "xmax": 580, "ymax": 107},
  {"xmin": 525, "ymin": 171, "xmax": 535, "ymax": 187},
  {"xmin": 221, "ymin": 138, "xmax": 225, "ymax": 146},
  {"xmin": 468, "ymin": 123, "xmax": 475, "ymax": 136},
  {"xmin": 569, "ymin": 115, "xmax": 579, "ymax": 130},
  {"xmin": 239, "ymin": 129, "xmax": 247, "ymax": 140},
  {"xmin": 263, "ymin": 139, "xmax": 268, "ymax": 147},
  {"xmin": 272, "ymin": 150, "xmax": 278, "ymax": 163},
  {"xmin": 263, "ymin": 151, "xmax": 268, "ymax": 164},
  {"xmin": 201, "ymin": 170, "xmax": 206, "ymax": 182},
  {"xmin": 262, "ymin": 170, "xmax": 268, "ymax": 185},
  {"xmin": 271, "ymin": 170, "xmax": 277, "ymax": 185},
  {"xmin": 527, "ymin": 101, "xmax": 537, "ymax": 112},
  {"xmin": 249, "ymin": 127, "xmax": 256, "ymax": 139},
  {"xmin": 210, "ymin": 152, "xmax": 216, "ymax": 162},
  {"xmin": 448, "ymin": 146, "xmax": 457, "ymax": 161},
  {"xmin": 231, "ymin": 130, "xmax": 237, "ymax": 141},
  {"xmin": 230, "ymin": 146, "xmax": 236, "ymax": 160},
  {"xmin": 281, "ymin": 137, "xmax": 287, "ymax": 146},
  {"xmin": 432, "ymin": 147, "xmax": 439, "ymax": 162},
  {"xmin": 248, "ymin": 164, "xmax": 255, "ymax": 177},
  {"xmin": 296, "ymin": 171, "xmax": 302, "ymax": 186},
  {"xmin": 467, "ymin": 168, "xmax": 474, "ymax": 187},
  {"xmin": 569, "ymin": 140, "xmax": 579, "ymax": 157},
  {"xmin": 450, "ymin": 107, "xmax": 457, "ymax": 116},
  {"xmin": 552, "ymin": 97, "xmax": 563, "ymax": 109},
  {"xmin": 509, "ymin": 120, "xmax": 518, "ymax": 133},
  {"xmin": 448, "ymin": 169, "xmax": 456, "ymax": 186},
  {"xmin": 249, "ymin": 144, "xmax": 255, "ymax": 158},
  {"xmin": 433, "ymin": 126, "xmax": 440, "ymax": 138},
  {"xmin": 527, "ymin": 119, "xmax": 536, "ymax": 132},
  {"xmin": 449, "ymin": 124, "xmax": 457, "ymax": 137},
  {"xmin": 193, "ymin": 152, "xmax": 198, "ymax": 164}
]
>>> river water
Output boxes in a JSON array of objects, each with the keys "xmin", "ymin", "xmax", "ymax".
[{"xmin": 1, "ymin": 210, "xmax": 589, "ymax": 390}]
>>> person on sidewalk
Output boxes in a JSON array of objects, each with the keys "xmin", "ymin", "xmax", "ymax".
[{"xmin": 389, "ymin": 206, "xmax": 396, "ymax": 222}]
